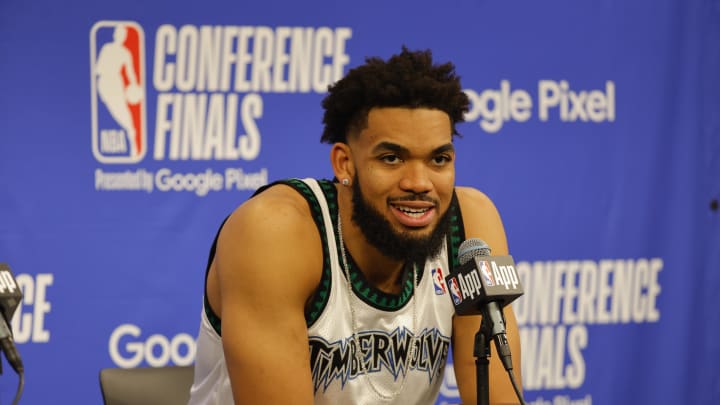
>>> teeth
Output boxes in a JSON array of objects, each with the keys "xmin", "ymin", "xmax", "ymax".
[{"xmin": 397, "ymin": 206, "xmax": 429, "ymax": 217}]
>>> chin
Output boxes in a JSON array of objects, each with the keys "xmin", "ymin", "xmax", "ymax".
[{"xmin": 397, "ymin": 224, "xmax": 435, "ymax": 240}]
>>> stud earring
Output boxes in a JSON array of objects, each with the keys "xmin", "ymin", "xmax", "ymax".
[{"xmin": 341, "ymin": 178, "xmax": 350, "ymax": 186}]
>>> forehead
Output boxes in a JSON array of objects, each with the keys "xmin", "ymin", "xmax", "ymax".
[{"xmin": 352, "ymin": 107, "xmax": 452, "ymax": 149}]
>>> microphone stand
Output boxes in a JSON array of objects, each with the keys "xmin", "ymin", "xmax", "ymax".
[{"xmin": 474, "ymin": 315, "xmax": 492, "ymax": 405}]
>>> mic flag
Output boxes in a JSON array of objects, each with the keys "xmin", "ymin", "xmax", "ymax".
[
  {"xmin": 0, "ymin": 263, "xmax": 24, "ymax": 374},
  {"xmin": 0, "ymin": 263, "xmax": 22, "ymax": 324},
  {"xmin": 445, "ymin": 242, "xmax": 524, "ymax": 315}
]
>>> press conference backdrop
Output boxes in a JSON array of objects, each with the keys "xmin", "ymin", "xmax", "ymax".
[{"xmin": 1, "ymin": 0, "xmax": 719, "ymax": 403}]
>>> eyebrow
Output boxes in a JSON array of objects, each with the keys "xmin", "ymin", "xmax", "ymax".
[{"xmin": 371, "ymin": 141, "xmax": 455, "ymax": 156}]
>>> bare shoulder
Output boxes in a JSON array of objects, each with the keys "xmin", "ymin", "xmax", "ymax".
[
  {"xmin": 455, "ymin": 186, "xmax": 497, "ymax": 209},
  {"xmin": 216, "ymin": 183, "xmax": 323, "ymax": 304},
  {"xmin": 455, "ymin": 186, "xmax": 502, "ymax": 225},
  {"xmin": 455, "ymin": 186, "xmax": 508, "ymax": 255},
  {"xmin": 228, "ymin": 183, "xmax": 315, "ymax": 229}
]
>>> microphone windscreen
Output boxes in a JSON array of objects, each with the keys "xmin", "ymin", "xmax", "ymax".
[{"xmin": 458, "ymin": 238, "xmax": 491, "ymax": 265}]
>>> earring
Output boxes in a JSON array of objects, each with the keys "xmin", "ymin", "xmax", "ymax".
[{"xmin": 341, "ymin": 178, "xmax": 350, "ymax": 186}]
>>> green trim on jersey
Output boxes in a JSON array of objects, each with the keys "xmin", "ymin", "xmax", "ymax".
[
  {"xmin": 447, "ymin": 193, "xmax": 464, "ymax": 271},
  {"xmin": 290, "ymin": 179, "xmax": 334, "ymax": 326},
  {"xmin": 306, "ymin": 185, "xmax": 465, "ymax": 315}
]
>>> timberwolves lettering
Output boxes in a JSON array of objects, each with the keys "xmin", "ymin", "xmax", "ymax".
[{"xmin": 309, "ymin": 327, "xmax": 450, "ymax": 393}]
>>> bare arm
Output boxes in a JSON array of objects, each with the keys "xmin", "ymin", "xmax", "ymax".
[
  {"xmin": 452, "ymin": 187, "xmax": 524, "ymax": 405},
  {"xmin": 208, "ymin": 185, "xmax": 322, "ymax": 404}
]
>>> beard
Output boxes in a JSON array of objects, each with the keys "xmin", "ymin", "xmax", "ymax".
[{"xmin": 350, "ymin": 174, "xmax": 452, "ymax": 266}]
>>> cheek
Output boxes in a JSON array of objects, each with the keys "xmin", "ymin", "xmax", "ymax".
[
  {"xmin": 433, "ymin": 172, "xmax": 455, "ymax": 209},
  {"xmin": 433, "ymin": 170, "xmax": 455, "ymax": 192},
  {"xmin": 362, "ymin": 168, "xmax": 397, "ymax": 195},
  {"xmin": 357, "ymin": 176, "xmax": 391, "ymax": 207}
]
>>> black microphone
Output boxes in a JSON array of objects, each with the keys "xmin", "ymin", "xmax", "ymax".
[
  {"xmin": 0, "ymin": 263, "xmax": 24, "ymax": 374},
  {"xmin": 445, "ymin": 239, "xmax": 523, "ymax": 371}
]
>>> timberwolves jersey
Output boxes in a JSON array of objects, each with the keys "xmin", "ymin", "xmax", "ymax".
[{"xmin": 189, "ymin": 178, "xmax": 465, "ymax": 404}]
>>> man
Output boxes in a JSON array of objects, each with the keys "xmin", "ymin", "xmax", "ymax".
[{"xmin": 189, "ymin": 47, "xmax": 522, "ymax": 404}]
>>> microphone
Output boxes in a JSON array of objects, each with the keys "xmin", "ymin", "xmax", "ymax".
[
  {"xmin": 445, "ymin": 239, "xmax": 523, "ymax": 371},
  {"xmin": 0, "ymin": 263, "xmax": 24, "ymax": 374}
]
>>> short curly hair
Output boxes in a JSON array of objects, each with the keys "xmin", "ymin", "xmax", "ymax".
[{"xmin": 320, "ymin": 47, "xmax": 470, "ymax": 144}]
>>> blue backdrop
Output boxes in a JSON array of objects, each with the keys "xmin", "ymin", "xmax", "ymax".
[{"xmin": 0, "ymin": 0, "xmax": 718, "ymax": 403}]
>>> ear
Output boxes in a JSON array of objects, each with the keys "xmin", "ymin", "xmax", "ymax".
[{"xmin": 330, "ymin": 142, "xmax": 354, "ymax": 181}]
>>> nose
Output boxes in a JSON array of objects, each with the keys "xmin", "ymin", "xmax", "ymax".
[{"xmin": 398, "ymin": 162, "xmax": 432, "ymax": 194}]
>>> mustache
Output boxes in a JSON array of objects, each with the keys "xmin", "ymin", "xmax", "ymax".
[{"xmin": 389, "ymin": 194, "xmax": 438, "ymax": 204}]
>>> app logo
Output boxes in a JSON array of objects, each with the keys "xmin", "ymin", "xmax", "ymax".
[
  {"xmin": 90, "ymin": 21, "xmax": 147, "ymax": 163},
  {"xmin": 479, "ymin": 260, "xmax": 495, "ymax": 287},
  {"xmin": 431, "ymin": 267, "xmax": 446, "ymax": 295},
  {"xmin": 448, "ymin": 277, "xmax": 462, "ymax": 305}
]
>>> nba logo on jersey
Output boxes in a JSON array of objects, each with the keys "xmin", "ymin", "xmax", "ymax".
[
  {"xmin": 479, "ymin": 260, "xmax": 495, "ymax": 287},
  {"xmin": 431, "ymin": 267, "xmax": 446, "ymax": 295},
  {"xmin": 448, "ymin": 277, "xmax": 462, "ymax": 305},
  {"xmin": 90, "ymin": 21, "xmax": 147, "ymax": 163}
]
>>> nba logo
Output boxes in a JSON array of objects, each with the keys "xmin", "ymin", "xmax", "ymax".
[
  {"xmin": 448, "ymin": 278, "xmax": 462, "ymax": 305},
  {"xmin": 431, "ymin": 267, "xmax": 446, "ymax": 295},
  {"xmin": 479, "ymin": 260, "xmax": 495, "ymax": 287},
  {"xmin": 90, "ymin": 21, "xmax": 147, "ymax": 163}
]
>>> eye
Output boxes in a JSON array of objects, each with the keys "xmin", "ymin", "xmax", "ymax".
[
  {"xmin": 380, "ymin": 154, "xmax": 403, "ymax": 165},
  {"xmin": 432, "ymin": 155, "xmax": 453, "ymax": 166}
]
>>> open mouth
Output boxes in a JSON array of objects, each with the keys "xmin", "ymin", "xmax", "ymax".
[
  {"xmin": 396, "ymin": 206, "xmax": 431, "ymax": 218},
  {"xmin": 391, "ymin": 203, "xmax": 436, "ymax": 227}
]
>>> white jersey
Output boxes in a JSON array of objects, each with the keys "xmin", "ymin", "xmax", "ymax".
[{"xmin": 189, "ymin": 178, "xmax": 464, "ymax": 405}]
